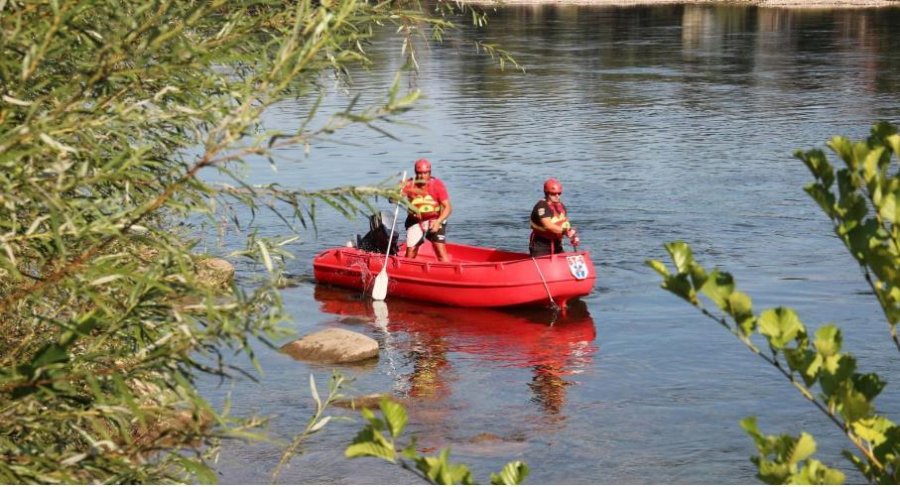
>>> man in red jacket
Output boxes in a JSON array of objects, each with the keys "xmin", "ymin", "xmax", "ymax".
[
  {"xmin": 402, "ymin": 158, "xmax": 453, "ymax": 261},
  {"xmin": 529, "ymin": 178, "xmax": 579, "ymax": 257}
]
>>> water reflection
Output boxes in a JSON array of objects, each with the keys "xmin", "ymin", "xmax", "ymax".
[
  {"xmin": 443, "ymin": 4, "xmax": 900, "ymax": 99},
  {"xmin": 313, "ymin": 285, "xmax": 597, "ymax": 419}
]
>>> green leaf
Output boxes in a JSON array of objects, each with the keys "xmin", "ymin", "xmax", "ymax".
[
  {"xmin": 837, "ymin": 383, "xmax": 873, "ymax": 423},
  {"xmin": 401, "ymin": 443, "xmax": 418, "ymax": 459},
  {"xmin": 792, "ymin": 459, "xmax": 846, "ymax": 484},
  {"xmin": 646, "ymin": 259, "xmax": 670, "ymax": 278},
  {"xmin": 784, "ymin": 347, "xmax": 819, "ymax": 385},
  {"xmin": 862, "ymin": 147, "xmax": 885, "ymax": 184},
  {"xmin": 379, "ymin": 398, "xmax": 407, "ymax": 439},
  {"xmin": 661, "ymin": 274, "xmax": 697, "ymax": 304},
  {"xmin": 851, "ymin": 416, "xmax": 892, "ymax": 445},
  {"xmin": 852, "ymin": 372, "xmax": 886, "ymax": 401},
  {"xmin": 360, "ymin": 407, "xmax": 385, "ymax": 430},
  {"xmin": 345, "ymin": 427, "xmax": 396, "ymax": 463},
  {"xmin": 796, "ymin": 148, "xmax": 835, "ymax": 188},
  {"xmin": 177, "ymin": 457, "xmax": 217, "ymax": 484},
  {"xmin": 740, "ymin": 418, "xmax": 845, "ymax": 485},
  {"xmin": 725, "ymin": 290, "xmax": 754, "ymax": 335},
  {"xmin": 665, "ymin": 241, "xmax": 694, "ymax": 274},
  {"xmin": 877, "ymin": 191, "xmax": 896, "ymax": 223},
  {"xmin": 699, "ymin": 269, "xmax": 735, "ymax": 311},
  {"xmin": 257, "ymin": 240, "xmax": 274, "ymax": 273},
  {"xmin": 813, "ymin": 325, "xmax": 842, "ymax": 357},
  {"xmin": 31, "ymin": 343, "xmax": 69, "ymax": 369},
  {"xmin": 819, "ymin": 355, "xmax": 856, "ymax": 396},
  {"xmin": 344, "ymin": 439, "xmax": 397, "ymax": 463},
  {"xmin": 310, "ymin": 374, "xmax": 321, "ymax": 411},
  {"xmin": 59, "ymin": 312, "xmax": 100, "ymax": 346},
  {"xmin": 688, "ymin": 261, "xmax": 709, "ymax": 291},
  {"xmin": 804, "ymin": 183, "xmax": 837, "ymax": 218},
  {"xmin": 841, "ymin": 219, "xmax": 879, "ymax": 264},
  {"xmin": 872, "ymin": 423, "xmax": 900, "ymax": 465},
  {"xmin": 490, "ymin": 461, "xmax": 530, "ymax": 485},
  {"xmin": 309, "ymin": 416, "xmax": 331, "ymax": 433},
  {"xmin": 415, "ymin": 449, "xmax": 475, "ymax": 485},
  {"xmin": 758, "ymin": 307, "xmax": 804, "ymax": 349},
  {"xmin": 788, "ymin": 432, "xmax": 816, "ymax": 464},
  {"xmin": 885, "ymin": 133, "xmax": 900, "ymax": 157},
  {"xmin": 740, "ymin": 417, "xmax": 762, "ymax": 443},
  {"xmin": 828, "ymin": 136, "xmax": 855, "ymax": 168}
]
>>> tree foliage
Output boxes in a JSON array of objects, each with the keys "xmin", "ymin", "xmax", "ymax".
[
  {"xmin": 0, "ymin": 0, "xmax": 509, "ymax": 483},
  {"xmin": 647, "ymin": 122, "xmax": 900, "ymax": 484},
  {"xmin": 345, "ymin": 397, "xmax": 530, "ymax": 485},
  {"xmin": 796, "ymin": 122, "xmax": 900, "ymax": 351}
]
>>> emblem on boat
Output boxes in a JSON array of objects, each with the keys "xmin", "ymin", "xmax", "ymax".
[{"xmin": 567, "ymin": 255, "xmax": 589, "ymax": 280}]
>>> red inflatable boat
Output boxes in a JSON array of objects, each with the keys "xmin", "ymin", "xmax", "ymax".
[{"xmin": 312, "ymin": 241, "xmax": 596, "ymax": 308}]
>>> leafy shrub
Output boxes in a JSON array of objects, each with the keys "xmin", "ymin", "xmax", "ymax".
[{"xmin": 648, "ymin": 122, "xmax": 899, "ymax": 484}]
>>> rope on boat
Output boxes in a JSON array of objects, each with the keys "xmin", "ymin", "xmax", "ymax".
[
  {"xmin": 350, "ymin": 257, "xmax": 375, "ymax": 292},
  {"xmin": 531, "ymin": 257, "xmax": 559, "ymax": 313}
]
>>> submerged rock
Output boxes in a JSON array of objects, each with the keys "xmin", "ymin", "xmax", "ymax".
[
  {"xmin": 280, "ymin": 327, "xmax": 379, "ymax": 364},
  {"xmin": 276, "ymin": 273, "xmax": 316, "ymax": 289},
  {"xmin": 339, "ymin": 316, "xmax": 372, "ymax": 326},
  {"xmin": 453, "ymin": 432, "xmax": 529, "ymax": 456},
  {"xmin": 130, "ymin": 406, "xmax": 215, "ymax": 449},
  {"xmin": 470, "ymin": 432, "xmax": 503, "ymax": 443},
  {"xmin": 333, "ymin": 393, "xmax": 402, "ymax": 410}
]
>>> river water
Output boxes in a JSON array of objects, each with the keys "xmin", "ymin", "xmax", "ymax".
[{"xmin": 198, "ymin": 4, "xmax": 900, "ymax": 484}]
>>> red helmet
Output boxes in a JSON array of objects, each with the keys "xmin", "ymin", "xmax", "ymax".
[
  {"xmin": 543, "ymin": 178, "xmax": 562, "ymax": 194},
  {"xmin": 414, "ymin": 158, "xmax": 431, "ymax": 173}
]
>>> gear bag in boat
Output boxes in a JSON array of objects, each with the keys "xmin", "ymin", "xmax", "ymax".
[{"xmin": 356, "ymin": 211, "xmax": 399, "ymax": 255}]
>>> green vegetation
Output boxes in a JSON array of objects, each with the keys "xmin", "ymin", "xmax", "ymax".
[
  {"xmin": 0, "ymin": 0, "xmax": 518, "ymax": 483},
  {"xmin": 346, "ymin": 397, "xmax": 529, "ymax": 484},
  {"xmin": 648, "ymin": 122, "xmax": 900, "ymax": 484}
]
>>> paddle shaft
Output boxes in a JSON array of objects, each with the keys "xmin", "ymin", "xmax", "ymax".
[{"xmin": 371, "ymin": 171, "xmax": 406, "ymax": 300}]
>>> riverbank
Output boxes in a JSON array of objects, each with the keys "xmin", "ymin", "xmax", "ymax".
[{"xmin": 461, "ymin": 0, "xmax": 898, "ymax": 8}]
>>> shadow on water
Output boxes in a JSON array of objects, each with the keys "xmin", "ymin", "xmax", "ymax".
[{"xmin": 313, "ymin": 284, "xmax": 598, "ymax": 418}]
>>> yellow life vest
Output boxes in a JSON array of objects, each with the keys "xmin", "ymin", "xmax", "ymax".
[
  {"xmin": 405, "ymin": 179, "xmax": 444, "ymax": 220},
  {"xmin": 530, "ymin": 200, "xmax": 570, "ymax": 239}
]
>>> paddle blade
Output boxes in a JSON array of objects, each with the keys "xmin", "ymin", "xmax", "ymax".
[
  {"xmin": 372, "ymin": 300, "xmax": 389, "ymax": 329},
  {"xmin": 372, "ymin": 268, "xmax": 388, "ymax": 300}
]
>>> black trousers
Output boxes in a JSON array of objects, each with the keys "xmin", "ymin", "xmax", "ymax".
[{"xmin": 529, "ymin": 237, "xmax": 563, "ymax": 257}]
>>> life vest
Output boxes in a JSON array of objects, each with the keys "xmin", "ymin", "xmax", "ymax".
[
  {"xmin": 530, "ymin": 200, "xmax": 570, "ymax": 240},
  {"xmin": 404, "ymin": 178, "xmax": 445, "ymax": 221}
]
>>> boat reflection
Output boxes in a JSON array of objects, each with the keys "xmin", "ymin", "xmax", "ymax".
[{"xmin": 313, "ymin": 285, "xmax": 598, "ymax": 416}]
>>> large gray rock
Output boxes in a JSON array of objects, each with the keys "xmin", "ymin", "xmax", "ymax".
[{"xmin": 280, "ymin": 327, "xmax": 379, "ymax": 364}]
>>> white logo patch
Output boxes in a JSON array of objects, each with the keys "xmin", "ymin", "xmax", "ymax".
[
  {"xmin": 567, "ymin": 255, "xmax": 589, "ymax": 280},
  {"xmin": 537, "ymin": 208, "xmax": 545, "ymax": 216}
]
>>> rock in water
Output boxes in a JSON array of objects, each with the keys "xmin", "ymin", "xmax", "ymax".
[
  {"xmin": 196, "ymin": 257, "xmax": 235, "ymax": 288},
  {"xmin": 280, "ymin": 327, "xmax": 379, "ymax": 364},
  {"xmin": 333, "ymin": 393, "xmax": 401, "ymax": 410}
]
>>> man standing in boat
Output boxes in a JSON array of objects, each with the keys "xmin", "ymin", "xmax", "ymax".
[
  {"xmin": 402, "ymin": 158, "xmax": 453, "ymax": 262},
  {"xmin": 530, "ymin": 178, "xmax": 580, "ymax": 257}
]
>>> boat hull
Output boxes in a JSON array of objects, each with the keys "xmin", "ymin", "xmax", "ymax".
[{"xmin": 312, "ymin": 242, "xmax": 596, "ymax": 308}]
